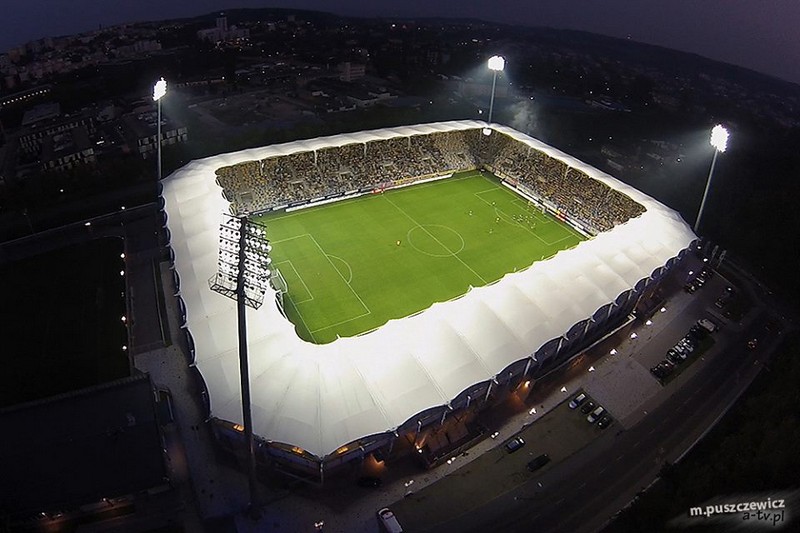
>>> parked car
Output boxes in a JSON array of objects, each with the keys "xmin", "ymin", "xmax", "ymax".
[
  {"xmin": 697, "ymin": 318, "xmax": 717, "ymax": 333},
  {"xmin": 597, "ymin": 415, "xmax": 613, "ymax": 429},
  {"xmin": 667, "ymin": 348, "xmax": 684, "ymax": 364},
  {"xmin": 581, "ymin": 401, "xmax": 596, "ymax": 414},
  {"xmin": 569, "ymin": 392, "xmax": 587, "ymax": 409},
  {"xmin": 505, "ymin": 436, "xmax": 526, "ymax": 453},
  {"xmin": 377, "ymin": 508, "xmax": 403, "ymax": 533},
  {"xmin": 587, "ymin": 406, "xmax": 606, "ymax": 423},
  {"xmin": 689, "ymin": 325, "xmax": 708, "ymax": 339},
  {"xmin": 527, "ymin": 453, "xmax": 551, "ymax": 472},
  {"xmin": 651, "ymin": 361, "xmax": 674, "ymax": 380}
]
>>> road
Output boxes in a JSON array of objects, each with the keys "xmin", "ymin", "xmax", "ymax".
[{"xmin": 424, "ymin": 308, "xmax": 774, "ymax": 533}]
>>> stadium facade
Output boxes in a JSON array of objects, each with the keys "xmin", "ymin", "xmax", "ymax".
[{"xmin": 159, "ymin": 120, "xmax": 696, "ymax": 483}]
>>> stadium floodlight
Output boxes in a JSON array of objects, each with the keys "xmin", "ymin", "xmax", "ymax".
[
  {"xmin": 709, "ymin": 124, "xmax": 728, "ymax": 153},
  {"xmin": 208, "ymin": 214, "xmax": 272, "ymax": 511},
  {"xmin": 486, "ymin": 55, "xmax": 505, "ymax": 126},
  {"xmin": 153, "ymin": 78, "xmax": 167, "ymax": 180},
  {"xmin": 694, "ymin": 125, "xmax": 729, "ymax": 233},
  {"xmin": 488, "ymin": 55, "xmax": 506, "ymax": 72}
]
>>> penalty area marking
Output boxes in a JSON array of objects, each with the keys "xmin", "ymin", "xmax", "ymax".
[
  {"xmin": 276, "ymin": 259, "xmax": 314, "ymax": 304},
  {"xmin": 326, "ymin": 254, "xmax": 354, "ymax": 285},
  {"xmin": 307, "ymin": 234, "xmax": 371, "ymax": 316},
  {"xmin": 283, "ymin": 293, "xmax": 318, "ymax": 344}
]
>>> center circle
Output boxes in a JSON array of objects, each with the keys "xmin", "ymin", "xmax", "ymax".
[{"xmin": 407, "ymin": 225, "xmax": 465, "ymax": 257}]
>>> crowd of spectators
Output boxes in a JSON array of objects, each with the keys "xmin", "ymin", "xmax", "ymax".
[
  {"xmin": 481, "ymin": 132, "xmax": 644, "ymax": 232},
  {"xmin": 214, "ymin": 128, "xmax": 644, "ymax": 232}
]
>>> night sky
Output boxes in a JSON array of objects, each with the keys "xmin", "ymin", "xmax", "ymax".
[{"xmin": 3, "ymin": 0, "xmax": 799, "ymax": 85}]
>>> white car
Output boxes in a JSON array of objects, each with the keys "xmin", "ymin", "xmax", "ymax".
[
  {"xmin": 569, "ymin": 393, "xmax": 587, "ymax": 409},
  {"xmin": 587, "ymin": 406, "xmax": 606, "ymax": 423}
]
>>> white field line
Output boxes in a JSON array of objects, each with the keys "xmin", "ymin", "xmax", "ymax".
[{"xmin": 383, "ymin": 196, "xmax": 487, "ymax": 285}]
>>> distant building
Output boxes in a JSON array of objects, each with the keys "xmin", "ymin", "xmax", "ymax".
[
  {"xmin": 21, "ymin": 102, "xmax": 61, "ymax": 127},
  {"xmin": 338, "ymin": 62, "xmax": 366, "ymax": 82},
  {"xmin": 121, "ymin": 109, "xmax": 188, "ymax": 160},
  {"xmin": 197, "ymin": 14, "xmax": 249, "ymax": 43},
  {"xmin": 17, "ymin": 108, "xmax": 95, "ymax": 157},
  {"xmin": 40, "ymin": 125, "xmax": 96, "ymax": 171}
]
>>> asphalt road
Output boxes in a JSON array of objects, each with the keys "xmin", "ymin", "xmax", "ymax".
[{"xmin": 425, "ymin": 308, "xmax": 773, "ymax": 533}]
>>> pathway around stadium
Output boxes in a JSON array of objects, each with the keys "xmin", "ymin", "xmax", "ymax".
[{"xmin": 136, "ymin": 248, "xmax": 769, "ymax": 533}]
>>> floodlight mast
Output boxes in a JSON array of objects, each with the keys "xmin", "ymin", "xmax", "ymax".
[
  {"xmin": 153, "ymin": 78, "xmax": 167, "ymax": 180},
  {"xmin": 235, "ymin": 215, "xmax": 259, "ymax": 513},
  {"xmin": 486, "ymin": 55, "xmax": 505, "ymax": 125},
  {"xmin": 208, "ymin": 214, "xmax": 272, "ymax": 513},
  {"xmin": 694, "ymin": 125, "xmax": 729, "ymax": 234}
]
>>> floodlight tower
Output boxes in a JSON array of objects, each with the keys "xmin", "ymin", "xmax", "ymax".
[
  {"xmin": 694, "ymin": 124, "xmax": 729, "ymax": 233},
  {"xmin": 209, "ymin": 214, "xmax": 272, "ymax": 511},
  {"xmin": 152, "ymin": 78, "xmax": 167, "ymax": 180},
  {"xmin": 486, "ymin": 55, "xmax": 505, "ymax": 125}
]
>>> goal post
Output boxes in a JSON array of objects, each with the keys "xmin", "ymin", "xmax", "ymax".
[{"xmin": 271, "ymin": 267, "xmax": 289, "ymax": 313}]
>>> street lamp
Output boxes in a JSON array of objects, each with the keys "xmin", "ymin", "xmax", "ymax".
[
  {"xmin": 152, "ymin": 77, "xmax": 167, "ymax": 180},
  {"xmin": 694, "ymin": 124, "xmax": 729, "ymax": 233},
  {"xmin": 486, "ymin": 55, "xmax": 505, "ymax": 126},
  {"xmin": 209, "ymin": 214, "xmax": 273, "ymax": 511}
]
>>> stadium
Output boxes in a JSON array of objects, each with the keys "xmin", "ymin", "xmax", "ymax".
[{"xmin": 159, "ymin": 120, "xmax": 696, "ymax": 483}]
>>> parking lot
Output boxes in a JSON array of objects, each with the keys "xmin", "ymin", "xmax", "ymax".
[{"xmin": 391, "ymin": 397, "xmax": 610, "ymax": 532}]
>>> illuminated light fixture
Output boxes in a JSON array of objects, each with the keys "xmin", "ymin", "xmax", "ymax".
[
  {"xmin": 486, "ymin": 55, "xmax": 506, "ymax": 125},
  {"xmin": 560, "ymin": 386, "xmax": 567, "ymax": 393},
  {"xmin": 121, "ymin": 316, "xmax": 126, "ymax": 322},
  {"xmin": 208, "ymin": 214, "xmax": 273, "ymax": 507},
  {"xmin": 695, "ymin": 124, "xmax": 729, "ymax": 233},
  {"xmin": 232, "ymin": 424, "xmax": 244, "ymax": 432},
  {"xmin": 610, "ymin": 348, "xmax": 617, "ymax": 355},
  {"xmin": 710, "ymin": 124, "xmax": 729, "ymax": 153},
  {"xmin": 630, "ymin": 332, "xmax": 638, "ymax": 339},
  {"xmin": 645, "ymin": 319, "xmax": 653, "ymax": 326},
  {"xmin": 588, "ymin": 366, "xmax": 595, "ymax": 372},
  {"xmin": 660, "ymin": 307, "xmax": 667, "ymax": 313},
  {"xmin": 119, "ymin": 270, "xmax": 124, "ymax": 276},
  {"xmin": 152, "ymin": 77, "xmax": 167, "ymax": 101},
  {"xmin": 488, "ymin": 55, "xmax": 506, "ymax": 72},
  {"xmin": 152, "ymin": 77, "xmax": 167, "ymax": 180},
  {"xmin": 84, "ymin": 221, "xmax": 91, "ymax": 227},
  {"xmin": 529, "ymin": 407, "xmax": 536, "ymax": 415},
  {"xmin": 120, "ymin": 253, "xmax": 125, "ymax": 259},
  {"xmin": 524, "ymin": 380, "xmax": 531, "ymax": 387}
]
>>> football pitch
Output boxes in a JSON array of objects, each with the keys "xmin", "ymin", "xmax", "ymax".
[{"xmin": 256, "ymin": 170, "xmax": 585, "ymax": 344}]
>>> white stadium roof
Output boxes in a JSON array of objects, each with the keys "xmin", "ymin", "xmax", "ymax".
[{"xmin": 161, "ymin": 121, "xmax": 696, "ymax": 458}]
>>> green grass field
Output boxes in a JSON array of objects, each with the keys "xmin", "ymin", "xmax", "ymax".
[{"xmin": 256, "ymin": 170, "xmax": 584, "ymax": 344}]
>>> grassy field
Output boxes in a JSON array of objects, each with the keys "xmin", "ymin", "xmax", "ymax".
[
  {"xmin": 256, "ymin": 170, "xmax": 584, "ymax": 344},
  {"xmin": 0, "ymin": 239, "xmax": 130, "ymax": 407}
]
